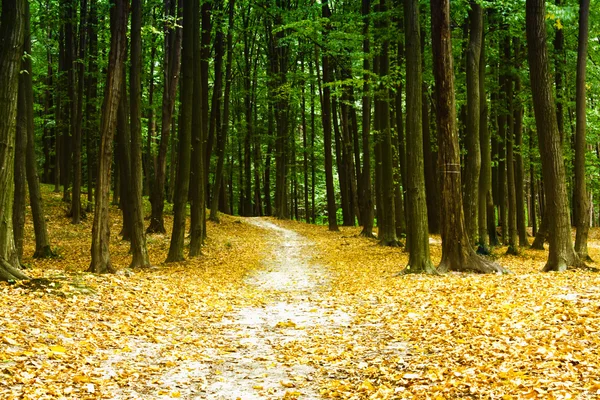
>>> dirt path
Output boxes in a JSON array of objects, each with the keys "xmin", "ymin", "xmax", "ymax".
[{"xmin": 202, "ymin": 219, "xmax": 351, "ymax": 399}]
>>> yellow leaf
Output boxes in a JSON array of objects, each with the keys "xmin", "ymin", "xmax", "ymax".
[
  {"xmin": 50, "ymin": 345, "xmax": 66, "ymax": 354},
  {"xmin": 73, "ymin": 375, "xmax": 91, "ymax": 383},
  {"xmin": 281, "ymin": 380, "xmax": 295, "ymax": 388},
  {"xmin": 170, "ymin": 391, "xmax": 181, "ymax": 398}
]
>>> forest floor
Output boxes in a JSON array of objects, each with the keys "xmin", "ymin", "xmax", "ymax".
[{"xmin": 2, "ymin": 186, "xmax": 600, "ymax": 399}]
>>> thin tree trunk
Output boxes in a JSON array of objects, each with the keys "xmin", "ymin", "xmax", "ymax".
[
  {"xmin": 464, "ymin": 1, "xmax": 482, "ymax": 245},
  {"xmin": 147, "ymin": 0, "xmax": 182, "ymax": 234},
  {"xmin": 478, "ymin": 18, "xmax": 492, "ymax": 252},
  {"xmin": 320, "ymin": 2, "xmax": 338, "ymax": 231},
  {"xmin": 88, "ymin": 0, "xmax": 128, "ymax": 274},
  {"xmin": 403, "ymin": 0, "xmax": 431, "ymax": 270},
  {"xmin": 129, "ymin": 0, "xmax": 151, "ymax": 267},
  {"xmin": 574, "ymin": 0, "xmax": 591, "ymax": 260},
  {"xmin": 359, "ymin": 0, "xmax": 374, "ymax": 237},
  {"xmin": 166, "ymin": 0, "xmax": 193, "ymax": 262}
]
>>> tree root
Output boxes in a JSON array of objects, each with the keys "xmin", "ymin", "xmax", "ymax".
[
  {"xmin": 0, "ymin": 258, "xmax": 29, "ymax": 281},
  {"xmin": 33, "ymin": 246, "xmax": 56, "ymax": 259}
]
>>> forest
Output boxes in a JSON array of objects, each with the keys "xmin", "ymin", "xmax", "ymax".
[{"xmin": 1, "ymin": 0, "xmax": 600, "ymax": 398}]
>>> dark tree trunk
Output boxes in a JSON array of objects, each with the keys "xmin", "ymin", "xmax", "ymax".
[
  {"xmin": 526, "ymin": 0, "xmax": 582, "ymax": 271},
  {"xmin": 464, "ymin": 1, "xmax": 482, "ymax": 245},
  {"xmin": 189, "ymin": 0, "xmax": 209, "ymax": 256},
  {"xmin": 478, "ymin": 18, "xmax": 492, "ymax": 251},
  {"xmin": 0, "ymin": 0, "xmax": 27, "ymax": 280},
  {"xmin": 320, "ymin": 2, "xmax": 338, "ymax": 231},
  {"xmin": 85, "ymin": 0, "xmax": 98, "ymax": 211},
  {"xmin": 554, "ymin": 0, "xmax": 565, "ymax": 144},
  {"xmin": 19, "ymin": 2, "xmax": 54, "ymax": 259},
  {"xmin": 574, "ymin": 0, "xmax": 591, "ymax": 260},
  {"xmin": 513, "ymin": 39, "xmax": 529, "ymax": 247},
  {"xmin": 359, "ymin": 0, "xmax": 374, "ymax": 237},
  {"xmin": 210, "ymin": 0, "xmax": 235, "ymax": 223},
  {"xmin": 71, "ymin": 0, "xmax": 87, "ymax": 224},
  {"xmin": 147, "ymin": 0, "xmax": 182, "ymax": 234},
  {"xmin": 128, "ymin": 0, "xmax": 151, "ymax": 267},
  {"xmin": 13, "ymin": 72, "xmax": 28, "ymax": 263},
  {"xmin": 88, "ymin": 0, "xmax": 128, "ymax": 274},
  {"xmin": 167, "ymin": 0, "xmax": 193, "ymax": 262},
  {"xmin": 430, "ymin": 0, "xmax": 506, "ymax": 274},
  {"xmin": 403, "ymin": 0, "xmax": 431, "ymax": 270}
]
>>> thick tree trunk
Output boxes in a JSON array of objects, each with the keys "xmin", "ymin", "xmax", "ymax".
[
  {"xmin": 464, "ymin": 1, "xmax": 482, "ymax": 245},
  {"xmin": 88, "ymin": 0, "xmax": 128, "ymax": 274},
  {"xmin": 403, "ymin": 0, "xmax": 431, "ymax": 270},
  {"xmin": 526, "ymin": 0, "xmax": 582, "ymax": 272},
  {"xmin": 574, "ymin": 0, "xmax": 591, "ymax": 260},
  {"xmin": 430, "ymin": 0, "xmax": 506, "ymax": 274},
  {"xmin": 167, "ymin": 0, "xmax": 194, "ymax": 262},
  {"xmin": 0, "ymin": 0, "xmax": 27, "ymax": 280}
]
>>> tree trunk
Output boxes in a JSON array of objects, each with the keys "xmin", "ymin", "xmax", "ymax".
[
  {"xmin": 574, "ymin": 0, "xmax": 591, "ymax": 260},
  {"xmin": 85, "ymin": 0, "xmax": 98, "ymax": 211},
  {"xmin": 14, "ymin": 69, "xmax": 28, "ymax": 262},
  {"xmin": 464, "ymin": 1, "xmax": 482, "ymax": 245},
  {"xmin": 430, "ymin": 0, "xmax": 506, "ymax": 274},
  {"xmin": 526, "ymin": 0, "xmax": 582, "ymax": 272},
  {"xmin": 513, "ymin": 39, "xmax": 529, "ymax": 247},
  {"xmin": 359, "ymin": 0, "xmax": 374, "ymax": 237},
  {"xmin": 128, "ymin": 0, "xmax": 151, "ymax": 267},
  {"xmin": 478, "ymin": 18, "xmax": 492, "ymax": 252},
  {"xmin": 403, "ymin": 0, "xmax": 431, "ymax": 270},
  {"xmin": 166, "ymin": 0, "xmax": 193, "ymax": 262},
  {"xmin": 71, "ymin": 0, "xmax": 87, "ymax": 224},
  {"xmin": 88, "ymin": 0, "xmax": 128, "ymax": 274},
  {"xmin": 320, "ymin": 2, "xmax": 338, "ymax": 231},
  {"xmin": 210, "ymin": 0, "xmax": 235, "ymax": 223},
  {"xmin": 147, "ymin": 0, "xmax": 182, "ymax": 234}
]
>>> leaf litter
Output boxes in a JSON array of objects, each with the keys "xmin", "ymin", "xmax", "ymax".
[{"xmin": 2, "ymin": 186, "xmax": 600, "ymax": 399}]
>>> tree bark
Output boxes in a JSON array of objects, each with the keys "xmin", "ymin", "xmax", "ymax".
[
  {"xmin": 574, "ymin": 0, "xmax": 591, "ymax": 260},
  {"xmin": 128, "ymin": 0, "xmax": 151, "ymax": 268},
  {"xmin": 526, "ymin": 0, "xmax": 582, "ymax": 272},
  {"xmin": 359, "ymin": 0, "xmax": 374, "ymax": 237},
  {"xmin": 166, "ymin": 0, "xmax": 193, "ymax": 262},
  {"xmin": 147, "ymin": 0, "xmax": 182, "ymax": 234},
  {"xmin": 464, "ymin": 1, "xmax": 482, "ymax": 245},
  {"xmin": 403, "ymin": 0, "xmax": 431, "ymax": 270},
  {"xmin": 320, "ymin": 2, "xmax": 338, "ymax": 231},
  {"xmin": 88, "ymin": 0, "xmax": 128, "ymax": 274},
  {"xmin": 430, "ymin": 0, "xmax": 506, "ymax": 274}
]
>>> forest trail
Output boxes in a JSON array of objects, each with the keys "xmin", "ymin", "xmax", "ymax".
[{"xmin": 203, "ymin": 219, "xmax": 351, "ymax": 399}]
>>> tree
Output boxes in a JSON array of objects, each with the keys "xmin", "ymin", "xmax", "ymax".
[
  {"xmin": 0, "ymin": 0, "xmax": 28, "ymax": 281},
  {"xmin": 573, "ymin": 0, "xmax": 591, "ymax": 261},
  {"xmin": 464, "ymin": 1, "xmax": 482, "ymax": 246},
  {"xmin": 359, "ymin": 0, "xmax": 374, "ymax": 238},
  {"xmin": 147, "ymin": 0, "xmax": 182, "ymax": 234},
  {"xmin": 88, "ymin": 0, "xmax": 128, "ymax": 274},
  {"xmin": 128, "ymin": 0, "xmax": 151, "ymax": 268},
  {"xmin": 166, "ymin": 0, "xmax": 194, "ymax": 262},
  {"xmin": 525, "ymin": 0, "xmax": 582, "ymax": 272},
  {"xmin": 430, "ymin": 0, "xmax": 506, "ymax": 274},
  {"xmin": 320, "ymin": 1, "xmax": 339, "ymax": 232},
  {"xmin": 402, "ymin": 0, "xmax": 432, "ymax": 271}
]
